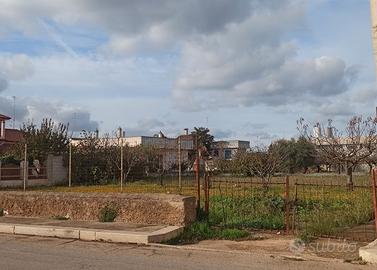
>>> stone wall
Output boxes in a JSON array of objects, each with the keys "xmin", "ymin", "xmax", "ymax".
[{"xmin": 0, "ymin": 192, "xmax": 196, "ymax": 226}]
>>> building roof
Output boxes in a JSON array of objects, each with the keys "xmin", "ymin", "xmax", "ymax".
[
  {"xmin": 4, "ymin": 129, "xmax": 23, "ymax": 142},
  {"xmin": 0, "ymin": 114, "xmax": 11, "ymax": 121}
]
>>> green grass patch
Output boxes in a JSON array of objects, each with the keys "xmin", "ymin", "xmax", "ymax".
[{"xmin": 165, "ymin": 221, "xmax": 250, "ymax": 244}]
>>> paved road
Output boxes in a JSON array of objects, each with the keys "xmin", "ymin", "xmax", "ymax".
[{"xmin": 0, "ymin": 234, "xmax": 373, "ymax": 270}]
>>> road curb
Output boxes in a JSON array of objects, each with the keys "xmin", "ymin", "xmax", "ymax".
[{"xmin": 0, "ymin": 222, "xmax": 182, "ymax": 244}]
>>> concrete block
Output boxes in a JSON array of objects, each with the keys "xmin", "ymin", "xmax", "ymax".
[
  {"xmin": 95, "ymin": 231, "xmax": 149, "ymax": 244},
  {"xmin": 148, "ymin": 226, "xmax": 183, "ymax": 243},
  {"xmin": 14, "ymin": 225, "xmax": 79, "ymax": 239},
  {"xmin": 0, "ymin": 224, "xmax": 15, "ymax": 234},
  {"xmin": 360, "ymin": 239, "xmax": 377, "ymax": 264},
  {"xmin": 79, "ymin": 230, "xmax": 96, "ymax": 241},
  {"xmin": 54, "ymin": 227, "xmax": 80, "ymax": 239}
]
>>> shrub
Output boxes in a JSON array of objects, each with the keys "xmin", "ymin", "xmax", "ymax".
[{"xmin": 98, "ymin": 205, "xmax": 118, "ymax": 222}]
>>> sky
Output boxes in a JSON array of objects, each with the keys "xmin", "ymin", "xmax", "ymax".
[{"xmin": 0, "ymin": 0, "xmax": 376, "ymax": 144}]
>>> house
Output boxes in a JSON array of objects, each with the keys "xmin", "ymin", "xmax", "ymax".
[
  {"xmin": 0, "ymin": 114, "xmax": 23, "ymax": 152},
  {"xmin": 71, "ymin": 130, "xmax": 195, "ymax": 170},
  {"xmin": 211, "ymin": 140, "xmax": 250, "ymax": 160},
  {"xmin": 122, "ymin": 132, "xmax": 195, "ymax": 170}
]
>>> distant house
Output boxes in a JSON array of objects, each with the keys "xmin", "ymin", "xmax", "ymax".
[
  {"xmin": 71, "ymin": 131, "xmax": 195, "ymax": 170},
  {"xmin": 0, "ymin": 114, "xmax": 23, "ymax": 152},
  {"xmin": 211, "ymin": 140, "xmax": 250, "ymax": 160}
]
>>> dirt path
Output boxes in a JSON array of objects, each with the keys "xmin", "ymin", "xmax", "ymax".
[{"xmin": 184, "ymin": 232, "xmax": 369, "ymax": 263}]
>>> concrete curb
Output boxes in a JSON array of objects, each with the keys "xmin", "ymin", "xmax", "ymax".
[
  {"xmin": 359, "ymin": 239, "xmax": 377, "ymax": 264},
  {"xmin": 0, "ymin": 223, "xmax": 182, "ymax": 244}
]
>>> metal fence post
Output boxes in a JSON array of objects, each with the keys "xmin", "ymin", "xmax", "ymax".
[
  {"xmin": 204, "ymin": 173, "xmax": 209, "ymax": 215},
  {"xmin": 120, "ymin": 139, "xmax": 124, "ymax": 192},
  {"xmin": 195, "ymin": 135, "xmax": 200, "ymax": 215},
  {"xmin": 371, "ymin": 169, "xmax": 377, "ymax": 236},
  {"xmin": 23, "ymin": 143, "xmax": 27, "ymax": 191},
  {"xmin": 285, "ymin": 175, "xmax": 290, "ymax": 234},
  {"xmin": 68, "ymin": 141, "xmax": 72, "ymax": 187},
  {"xmin": 178, "ymin": 136, "xmax": 182, "ymax": 192}
]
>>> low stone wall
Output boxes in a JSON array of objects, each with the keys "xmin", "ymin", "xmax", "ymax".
[{"xmin": 0, "ymin": 192, "xmax": 196, "ymax": 226}]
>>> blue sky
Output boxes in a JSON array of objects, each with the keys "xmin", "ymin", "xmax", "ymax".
[{"xmin": 0, "ymin": 0, "xmax": 375, "ymax": 144}]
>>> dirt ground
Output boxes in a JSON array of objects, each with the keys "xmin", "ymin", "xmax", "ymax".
[{"xmin": 185, "ymin": 232, "xmax": 369, "ymax": 263}]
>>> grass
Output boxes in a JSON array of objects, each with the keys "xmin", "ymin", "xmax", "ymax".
[{"xmin": 165, "ymin": 221, "xmax": 250, "ymax": 244}]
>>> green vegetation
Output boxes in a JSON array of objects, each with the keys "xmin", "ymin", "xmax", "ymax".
[
  {"xmin": 191, "ymin": 127, "xmax": 214, "ymax": 151},
  {"xmin": 166, "ymin": 221, "xmax": 249, "ymax": 244},
  {"xmin": 98, "ymin": 204, "xmax": 118, "ymax": 222},
  {"xmin": 209, "ymin": 190, "xmax": 285, "ymax": 230},
  {"xmin": 5, "ymin": 118, "xmax": 69, "ymax": 162}
]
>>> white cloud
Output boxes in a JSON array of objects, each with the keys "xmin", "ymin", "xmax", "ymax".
[
  {"xmin": 0, "ymin": 54, "xmax": 34, "ymax": 92},
  {"xmin": 172, "ymin": 1, "xmax": 357, "ymax": 111}
]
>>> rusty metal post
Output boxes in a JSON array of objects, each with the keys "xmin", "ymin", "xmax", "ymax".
[
  {"xmin": 204, "ymin": 173, "xmax": 209, "ymax": 215},
  {"xmin": 285, "ymin": 175, "xmax": 290, "ymax": 234},
  {"xmin": 371, "ymin": 169, "xmax": 377, "ymax": 236},
  {"xmin": 178, "ymin": 136, "xmax": 182, "ymax": 192},
  {"xmin": 195, "ymin": 134, "xmax": 200, "ymax": 215}
]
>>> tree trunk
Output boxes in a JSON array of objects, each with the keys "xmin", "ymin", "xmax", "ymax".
[{"xmin": 346, "ymin": 166, "xmax": 353, "ymax": 191}]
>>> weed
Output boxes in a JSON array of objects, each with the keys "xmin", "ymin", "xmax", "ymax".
[{"xmin": 98, "ymin": 204, "xmax": 118, "ymax": 222}]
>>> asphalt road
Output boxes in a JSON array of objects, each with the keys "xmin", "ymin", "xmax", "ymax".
[{"xmin": 0, "ymin": 234, "xmax": 373, "ymax": 270}]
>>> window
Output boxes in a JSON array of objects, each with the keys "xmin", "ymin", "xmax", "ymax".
[{"xmin": 224, "ymin": 149, "xmax": 232, "ymax": 160}]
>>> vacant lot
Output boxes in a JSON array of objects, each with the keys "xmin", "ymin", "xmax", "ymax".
[{"xmin": 15, "ymin": 173, "xmax": 376, "ymax": 241}]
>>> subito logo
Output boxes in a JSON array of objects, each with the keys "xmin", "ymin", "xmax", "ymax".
[{"xmin": 289, "ymin": 239, "xmax": 305, "ymax": 254}]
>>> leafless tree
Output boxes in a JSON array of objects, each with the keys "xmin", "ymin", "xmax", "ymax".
[
  {"xmin": 298, "ymin": 116, "xmax": 377, "ymax": 189},
  {"xmin": 234, "ymin": 145, "xmax": 287, "ymax": 187}
]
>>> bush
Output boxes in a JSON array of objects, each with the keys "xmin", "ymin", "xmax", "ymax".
[{"xmin": 98, "ymin": 205, "xmax": 118, "ymax": 222}]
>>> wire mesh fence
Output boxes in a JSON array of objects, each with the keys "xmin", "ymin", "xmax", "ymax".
[
  {"xmin": 290, "ymin": 174, "xmax": 376, "ymax": 242},
  {"xmin": 202, "ymin": 174, "xmax": 377, "ymax": 242}
]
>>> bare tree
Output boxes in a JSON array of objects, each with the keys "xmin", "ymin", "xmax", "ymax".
[
  {"xmin": 234, "ymin": 145, "xmax": 286, "ymax": 187},
  {"xmin": 298, "ymin": 116, "xmax": 377, "ymax": 189}
]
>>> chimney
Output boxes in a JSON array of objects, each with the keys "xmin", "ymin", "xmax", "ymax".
[
  {"xmin": 117, "ymin": 127, "xmax": 123, "ymax": 138},
  {"xmin": 184, "ymin": 128, "xmax": 189, "ymax": 135}
]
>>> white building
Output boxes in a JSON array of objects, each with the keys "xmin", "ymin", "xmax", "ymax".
[
  {"xmin": 211, "ymin": 140, "xmax": 250, "ymax": 160},
  {"xmin": 71, "ymin": 131, "xmax": 195, "ymax": 170}
]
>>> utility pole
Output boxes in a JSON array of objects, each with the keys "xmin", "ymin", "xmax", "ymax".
[
  {"xmin": 178, "ymin": 136, "xmax": 182, "ymax": 192},
  {"xmin": 120, "ymin": 138, "xmax": 124, "ymax": 192},
  {"xmin": 23, "ymin": 143, "xmax": 27, "ymax": 191},
  {"xmin": 68, "ymin": 140, "xmax": 72, "ymax": 187},
  {"xmin": 195, "ymin": 134, "xmax": 200, "ymax": 214},
  {"xmin": 117, "ymin": 127, "xmax": 124, "ymax": 193}
]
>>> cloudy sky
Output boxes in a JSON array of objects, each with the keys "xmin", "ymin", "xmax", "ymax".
[{"xmin": 0, "ymin": 0, "xmax": 375, "ymax": 144}]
